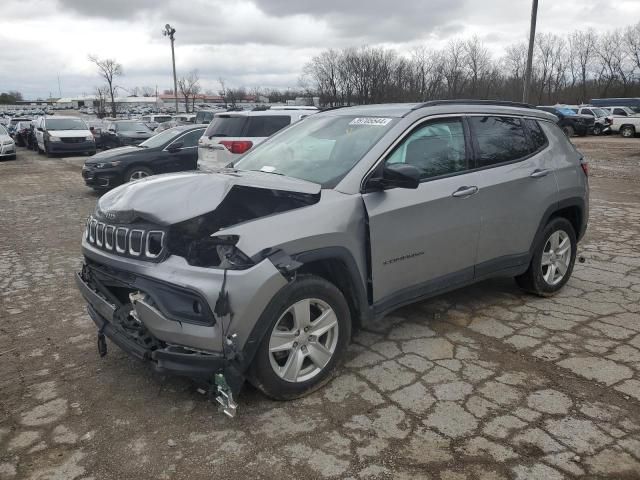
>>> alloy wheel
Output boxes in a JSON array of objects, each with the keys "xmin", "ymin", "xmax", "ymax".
[
  {"xmin": 541, "ymin": 230, "xmax": 572, "ymax": 286},
  {"xmin": 129, "ymin": 170, "xmax": 149, "ymax": 181},
  {"xmin": 268, "ymin": 298, "xmax": 339, "ymax": 383}
]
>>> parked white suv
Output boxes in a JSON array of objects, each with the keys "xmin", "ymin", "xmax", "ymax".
[
  {"xmin": 197, "ymin": 108, "xmax": 317, "ymax": 170},
  {"xmin": 34, "ymin": 116, "xmax": 96, "ymax": 157}
]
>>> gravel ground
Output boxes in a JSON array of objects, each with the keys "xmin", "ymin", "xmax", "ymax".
[{"xmin": 1, "ymin": 136, "xmax": 639, "ymax": 480}]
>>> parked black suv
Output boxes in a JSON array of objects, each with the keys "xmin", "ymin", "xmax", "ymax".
[{"xmin": 536, "ymin": 106, "xmax": 594, "ymax": 137}]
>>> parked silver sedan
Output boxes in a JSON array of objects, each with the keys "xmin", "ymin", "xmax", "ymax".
[{"xmin": 0, "ymin": 124, "xmax": 16, "ymax": 160}]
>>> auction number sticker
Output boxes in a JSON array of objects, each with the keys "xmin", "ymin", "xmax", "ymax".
[{"xmin": 349, "ymin": 117, "xmax": 392, "ymax": 126}]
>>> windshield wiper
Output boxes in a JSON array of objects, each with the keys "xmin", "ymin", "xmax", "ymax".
[{"xmin": 249, "ymin": 169, "xmax": 284, "ymax": 176}]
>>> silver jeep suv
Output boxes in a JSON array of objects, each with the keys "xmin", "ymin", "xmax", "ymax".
[{"xmin": 76, "ymin": 100, "xmax": 589, "ymax": 415}]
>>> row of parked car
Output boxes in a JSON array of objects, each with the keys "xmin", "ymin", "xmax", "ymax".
[{"xmin": 537, "ymin": 104, "xmax": 640, "ymax": 137}]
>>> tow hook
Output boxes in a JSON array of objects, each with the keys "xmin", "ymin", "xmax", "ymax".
[{"xmin": 214, "ymin": 373, "xmax": 238, "ymax": 418}]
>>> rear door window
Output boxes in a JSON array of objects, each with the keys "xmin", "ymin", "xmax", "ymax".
[
  {"xmin": 246, "ymin": 116, "xmax": 291, "ymax": 137},
  {"xmin": 469, "ymin": 116, "xmax": 532, "ymax": 167},
  {"xmin": 525, "ymin": 119, "xmax": 548, "ymax": 152},
  {"xmin": 179, "ymin": 129, "xmax": 205, "ymax": 148}
]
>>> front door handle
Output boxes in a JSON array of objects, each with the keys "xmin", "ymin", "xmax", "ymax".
[
  {"xmin": 452, "ymin": 186, "xmax": 479, "ymax": 198},
  {"xmin": 530, "ymin": 168, "xmax": 551, "ymax": 178}
]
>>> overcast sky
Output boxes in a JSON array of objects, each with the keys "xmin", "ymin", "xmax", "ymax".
[{"xmin": 2, "ymin": 0, "xmax": 639, "ymax": 99}]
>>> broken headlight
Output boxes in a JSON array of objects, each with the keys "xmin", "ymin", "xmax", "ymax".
[{"xmin": 168, "ymin": 224, "xmax": 253, "ymax": 269}]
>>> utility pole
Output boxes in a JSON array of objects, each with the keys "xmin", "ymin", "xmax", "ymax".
[
  {"xmin": 163, "ymin": 24, "xmax": 178, "ymax": 113},
  {"xmin": 522, "ymin": 0, "xmax": 539, "ymax": 103}
]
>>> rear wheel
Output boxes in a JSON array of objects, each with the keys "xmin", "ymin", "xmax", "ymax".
[
  {"xmin": 248, "ymin": 275, "xmax": 351, "ymax": 400},
  {"xmin": 125, "ymin": 166, "xmax": 153, "ymax": 182},
  {"xmin": 561, "ymin": 125, "xmax": 575, "ymax": 137},
  {"xmin": 516, "ymin": 217, "xmax": 577, "ymax": 297},
  {"xmin": 621, "ymin": 125, "xmax": 635, "ymax": 138}
]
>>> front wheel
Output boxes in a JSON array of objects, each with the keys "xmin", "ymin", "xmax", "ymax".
[
  {"xmin": 125, "ymin": 166, "xmax": 153, "ymax": 182},
  {"xmin": 592, "ymin": 124, "xmax": 602, "ymax": 136},
  {"xmin": 516, "ymin": 217, "xmax": 577, "ymax": 297},
  {"xmin": 248, "ymin": 275, "xmax": 352, "ymax": 400}
]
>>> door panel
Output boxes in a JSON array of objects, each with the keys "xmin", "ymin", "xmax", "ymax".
[
  {"xmin": 469, "ymin": 116, "xmax": 559, "ymax": 269},
  {"xmin": 364, "ymin": 173, "xmax": 483, "ymax": 303},
  {"xmin": 363, "ymin": 117, "xmax": 481, "ymax": 304}
]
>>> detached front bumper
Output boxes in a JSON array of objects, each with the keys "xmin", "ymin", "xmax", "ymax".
[{"xmin": 75, "ymin": 271, "xmax": 227, "ymax": 379}]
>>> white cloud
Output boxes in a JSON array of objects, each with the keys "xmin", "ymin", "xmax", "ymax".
[{"xmin": 1, "ymin": 0, "xmax": 638, "ymax": 98}]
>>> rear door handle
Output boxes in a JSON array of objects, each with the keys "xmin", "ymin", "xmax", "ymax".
[
  {"xmin": 530, "ymin": 169, "xmax": 551, "ymax": 178},
  {"xmin": 452, "ymin": 186, "xmax": 479, "ymax": 198}
]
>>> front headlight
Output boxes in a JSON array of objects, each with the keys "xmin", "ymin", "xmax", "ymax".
[
  {"xmin": 95, "ymin": 161, "xmax": 121, "ymax": 168},
  {"xmin": 85, "ymin": 135, "xmax": 94, "ymax": 141},
  {"xmin": 49, "ymin": 136, "xmax": 62, "ymax": 142},
  {"xmin": 1, "ymin": 140, "xmax": 13, "ymax": 146}
]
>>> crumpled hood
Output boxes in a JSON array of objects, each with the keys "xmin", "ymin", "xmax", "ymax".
[{"xmin": 96, "ymin": 169, "xmax": 321, "ymax": 225}]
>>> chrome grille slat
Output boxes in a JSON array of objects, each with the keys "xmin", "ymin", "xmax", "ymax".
[
  {"xmin": 115, "ymin": 227, "xmax": 128, "ymax": 254},
  {"xmin": 145, "ymin": 231, "xmax": 165, "ymax": 259},
  {"xmin": 96, "ymin": 222, "xmax": 105, "ymax": 247},
  {"xmin": 104, "ymin": 225, "xmax": 115, "ymax": 250},
  {"xmin": 129, "ymin": 229, "xmax": 144, "ymax": 256}
]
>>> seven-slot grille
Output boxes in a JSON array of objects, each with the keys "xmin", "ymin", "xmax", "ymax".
[{"xmin": 85, "ymin": 216, "xmax": 166, "ymax": 260}]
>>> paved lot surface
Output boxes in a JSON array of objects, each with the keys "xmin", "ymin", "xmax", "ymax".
[{"xmin": 1, "ymin": 137, "xmax": 640, "ymax": 479}]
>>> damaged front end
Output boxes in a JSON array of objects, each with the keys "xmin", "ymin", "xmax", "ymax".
[{"xmin": 77, "ymin": 169, "xmax": 321, "ymax": 416}]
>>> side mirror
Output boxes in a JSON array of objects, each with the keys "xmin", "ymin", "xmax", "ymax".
[
  {"xmin": 167, "ymin": 141, "xmax": 183, "ymax": 152},
  {"xmin": 368, "ymin": 163, "xmax": 421, "ymax": 190}
]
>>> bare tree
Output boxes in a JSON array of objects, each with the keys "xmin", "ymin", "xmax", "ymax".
[
  {"xmin": 568, "ymin": 30, "xmax": 596, "ymax": 102},
  {"xmin": 88, "ymin": 55, "xmax": 122, "ymax": 117},
  {"xmin": 94, "ymin": 86, "xmax": 108, "ymax": 118},
  {"xmin": 177, "ymin": 70, "xmax": 200, "ymax": 113}
]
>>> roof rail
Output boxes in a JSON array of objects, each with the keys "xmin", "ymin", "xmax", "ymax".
[{"xmin": 411, "ymin": 99, "xmax": 534, "ymax": 111}]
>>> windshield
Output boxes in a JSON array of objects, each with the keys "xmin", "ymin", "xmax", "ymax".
[
  {"xmin": 139, "ymin": 127, "xmax": 182, "ymax": 148},
  {"xmin": 592, "ymin": 108, "xmax": 609, "ymax": 117},
  {"xmin": 118, "ymin": 122, "xmax": 152, "ymax": 132},
  {"xmin": 235, "ymin": 115, "xmax": 396, "ymax": 187},
  {"xmin": 204, "ymin": 115, "xmax": 247, "ymax": 137},
  {"xmin": 154, "ymin": 116, "xmax": 172, "ymax": 123},
  {"xmin": 0, "ymin": 125, "xmax": 7, "ymax": 135},
  {"xmin": 46, "ymin": 118, "xmax": 88, "ymax": 130}
]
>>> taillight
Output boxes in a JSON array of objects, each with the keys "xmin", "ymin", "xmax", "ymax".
[
  {"xmin": 219, "ymin": 140, "xmax": 253, "ymax": 154},
  {"xmin": 580, "ymin": 158, "xmax": 589, "ymax": 177}
]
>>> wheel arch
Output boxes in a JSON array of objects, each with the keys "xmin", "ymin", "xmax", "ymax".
[
  {"xmin": 239, "ymin": 247, "xmax": 370, "ymax": 372},
  {"xmin": 531, "ymin": 198, "xmax": 587, "ymax": 254},
  {"xmin": 293, "ymin": 247, "xmax": 370, "ymax": 329}
]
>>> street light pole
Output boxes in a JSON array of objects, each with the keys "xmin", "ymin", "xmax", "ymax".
[
  {"xmin": 164, "ymin": 24, "xmax": 179, "ymax": 113},
  {"xmin": 522, "ymin": 0, "xmax": 539, "ymax": 104}
]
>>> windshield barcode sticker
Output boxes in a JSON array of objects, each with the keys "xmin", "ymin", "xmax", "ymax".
[{"xmin": 349, "ymin": 117, "xmax": 392, "ymax": 126}]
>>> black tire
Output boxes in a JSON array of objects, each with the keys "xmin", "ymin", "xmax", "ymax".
[
  {"xmin": 515, "ymin": 217, "xmax": 577, "ymax": 297},
  {"xmin": 592, "ymin": 124, "xmax": 602, "ymax": 136},
  {"xmin": 45, "ymin": 143, "xmax": 53, "ymax": 158},
  {"xmin": 620, "ymin": 125, "xmax": 635, "ymax": 138},
  {"xmin": 248, "ymin": 274, "xmax": 352, "ymax": 400},
  {"xmin": 124, "ymin": 166, "xmax": 153, "ymax": 183},
  {"xmin": 561, "ymin": 125, "xmax": 575, "ymax": 137}
]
